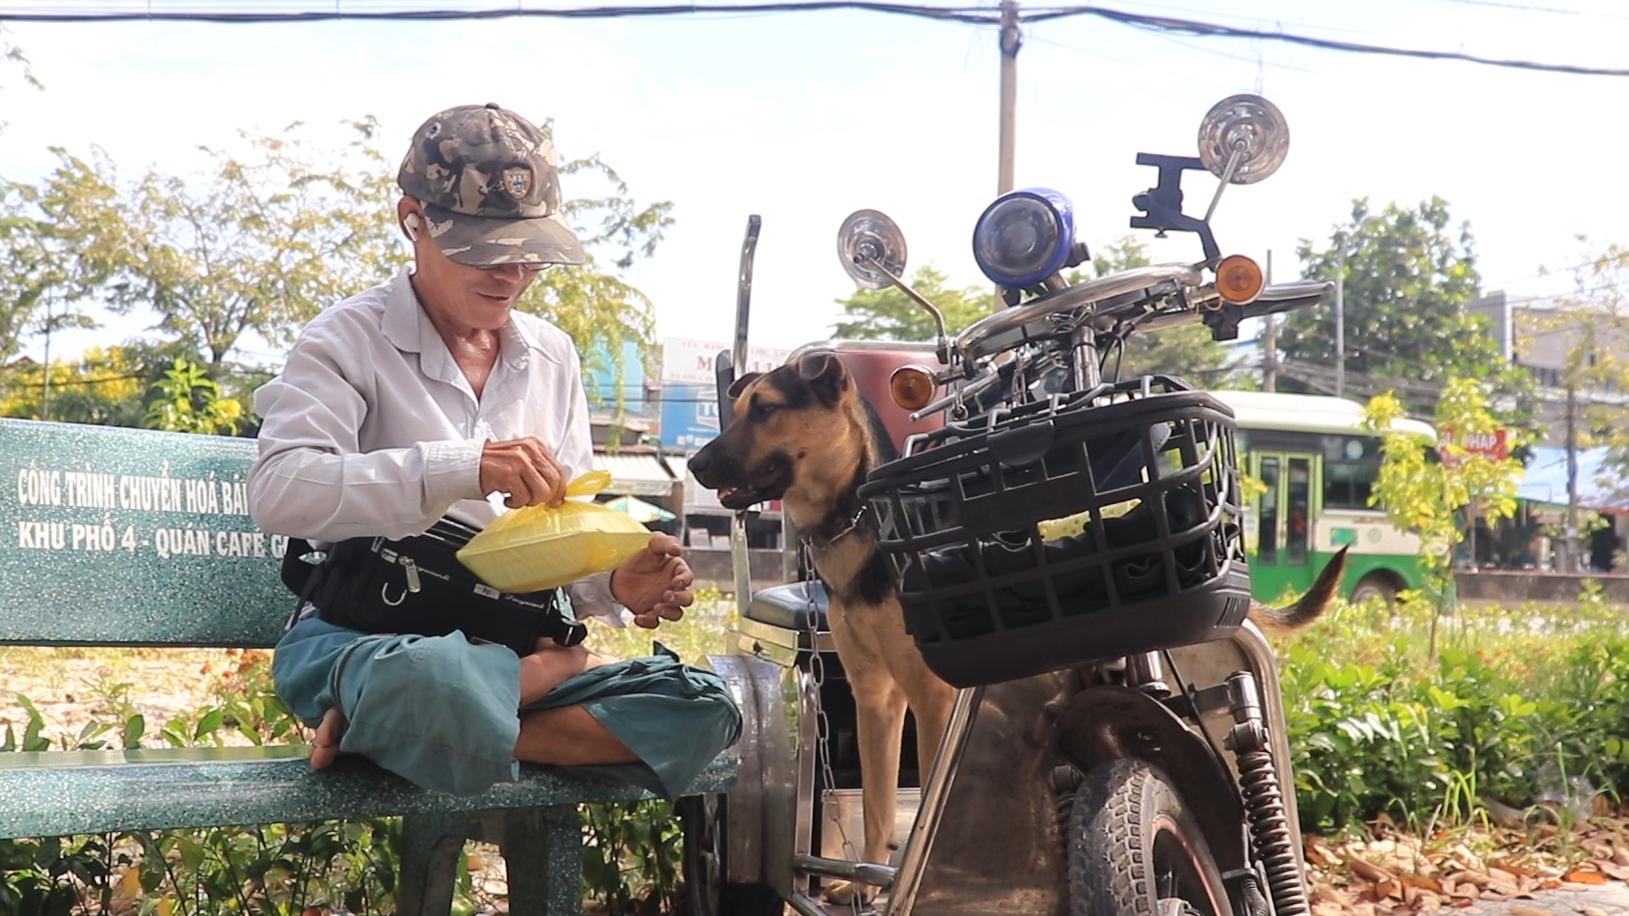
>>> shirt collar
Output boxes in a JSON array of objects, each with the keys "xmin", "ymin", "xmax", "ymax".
[
  {"xmin": 381, "ymin": 266, "xmax": 558, "ymax": 370},
  {"xmin": 381, "ymin": 268, "xmax": 426, "ymax": 354}
]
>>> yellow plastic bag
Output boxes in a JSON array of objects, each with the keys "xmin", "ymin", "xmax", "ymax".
[{"xmin": 457, "ymin": 471, "xmax": 654, "ymax": 593}]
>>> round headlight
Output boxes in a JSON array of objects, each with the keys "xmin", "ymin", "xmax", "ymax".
[{"xmin": 972, "ymin": 188, "xmax": 1075, "ymax": 288}]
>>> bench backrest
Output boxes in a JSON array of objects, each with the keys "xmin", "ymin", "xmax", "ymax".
[{"xmin": 0, "ymin": 419, "xmax": 290, "ymax": 648}]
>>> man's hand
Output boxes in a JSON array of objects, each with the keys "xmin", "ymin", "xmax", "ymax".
[
  {"xmin": 610, "ymin": 532, "xmax": 694, "ymax": 629},
  {"xmin": 480, "ymin": 437, "xmax": 567, "ymax": 508}
]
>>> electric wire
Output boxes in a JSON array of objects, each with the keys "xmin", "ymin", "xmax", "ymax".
[{"xmin": 1, "ymin": 2, "xmax": 1627, "ymax": 77}]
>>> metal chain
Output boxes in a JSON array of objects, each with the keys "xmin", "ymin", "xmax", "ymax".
[{"xmin": 802, "ymin": 539, "xmax": 862, "ymax": 913}]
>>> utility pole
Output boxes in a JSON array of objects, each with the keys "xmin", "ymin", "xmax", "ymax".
[
  {"xmin": 992, "ymin": 0, "xmax": 1020, "ymax": 313},
  {"xmin": 1564, "ymin": 384, "xmax": 1581, "ymax": 573},
  {"xmin": 997, "ymin": 0, "xmax": 1019, "ymax": 197}
]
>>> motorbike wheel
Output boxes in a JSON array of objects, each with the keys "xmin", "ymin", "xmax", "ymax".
[
  {"xmin": 677, "ymin": 793, "xmax": 783, "ymax": 916},
  {"xmin": 1067, "ymin": 758, "xmax": 1232, "ymax": 916}
]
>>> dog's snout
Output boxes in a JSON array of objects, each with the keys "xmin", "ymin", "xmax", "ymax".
[
  {"xmin": 688, "ymin": 443, "xmax": 731, "ymax": 487},
  {"xmin": 688, "ymin": 448, "xmax": 714, "ymax": 478}
]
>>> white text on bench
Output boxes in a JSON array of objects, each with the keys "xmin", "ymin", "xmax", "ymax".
[{"xmin": 15, "ymin": 470, "xmax": 251, "ymax": 516}]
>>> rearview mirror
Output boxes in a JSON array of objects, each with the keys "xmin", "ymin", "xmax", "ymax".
[
  {"xmin": 836, "ymin": 209, "xmax": 908, "ymax": 290},
  {"xmin": 1197, "ymin": 93, "xmax": 1289, "ymax": 185}
]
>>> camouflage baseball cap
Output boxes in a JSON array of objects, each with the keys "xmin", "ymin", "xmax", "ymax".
[{"xmin": 397, "ymin": 103, "xmax": 585, "ymax": 267}]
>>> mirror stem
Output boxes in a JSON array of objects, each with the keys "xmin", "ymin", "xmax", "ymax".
[
  {"xmin": 1202, "ymin": 145, "xmax": 1245, "ymax": 224},
  {"xmin": 858, "ymin": 254, "xmax": 952, "ymax": 363}
]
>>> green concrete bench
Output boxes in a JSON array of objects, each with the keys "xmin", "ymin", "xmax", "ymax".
[{"xmin": 0, "ymin": 418, "xmax": 735, "ymax": 915}]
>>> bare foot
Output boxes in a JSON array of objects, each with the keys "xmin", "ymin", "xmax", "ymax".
[{"xmin": 309, "ymin": 707, "xmax": 346, "ymax": 769}]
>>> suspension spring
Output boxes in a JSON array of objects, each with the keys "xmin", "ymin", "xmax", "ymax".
[{"xmin": 1237, "ymin": 746, "xmax": 1309, "ymax": 916}]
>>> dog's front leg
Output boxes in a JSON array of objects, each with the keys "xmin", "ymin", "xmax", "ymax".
[
  {"xmin": 900, "ymin": 656, "xmax": 957, "ymax": 785},
  {"xmin": 827, "ymin": 610, "xmax": 908, "ymax": 903}
]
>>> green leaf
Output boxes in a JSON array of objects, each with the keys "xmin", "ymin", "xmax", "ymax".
[
  {"xmin": 193, "ymin": 708, "xmax": 226, "ymax": 741},
  {"xmin": 121, "ymin": 714, "xmax": 145, "ymax": 750}
]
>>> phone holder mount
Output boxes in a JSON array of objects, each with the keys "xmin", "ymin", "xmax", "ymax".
[{"xmin": 1129, "ymin": 154, "xmax": 1221, "ymax": 264}]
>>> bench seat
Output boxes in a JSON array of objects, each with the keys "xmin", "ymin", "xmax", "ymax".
[{"xmin": 0, "ymin": 745, "xmax": 735, "ymax": 839}]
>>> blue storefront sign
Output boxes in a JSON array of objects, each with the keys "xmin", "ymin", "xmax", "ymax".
[{"xmin": 659, "ymin": 383, "xmax": 720, "ymax": 450}]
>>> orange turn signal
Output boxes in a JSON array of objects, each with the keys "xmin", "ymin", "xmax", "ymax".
[
  {"xmin": 889, "ymin": 365, "xmax": 937, "ymax": 411},
  {"xmin": 1216, "ymin": 254, "xmax": 1264, "ymax": 305}
]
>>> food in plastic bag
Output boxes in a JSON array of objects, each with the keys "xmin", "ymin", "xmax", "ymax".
[{"xmin": 457, "ymin": 471, "xmax": 654, "ymax": 592}]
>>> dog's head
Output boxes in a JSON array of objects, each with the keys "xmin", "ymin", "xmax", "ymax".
[{"xmin": 688, "ymin": 351, "xmax": 861, "ymax": 511}]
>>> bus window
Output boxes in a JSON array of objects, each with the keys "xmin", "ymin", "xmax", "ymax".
[
  {"xmin": 1259, "ymin": 456, "xmax": 1280, "ymax": 565},
  {"xmin": 1287, "ymin": 457, "xmax": 1311, "ymax": 565},
  {"xmin": 1322, "ymin": 435, "xmax": 1382, "ymax": 509}
]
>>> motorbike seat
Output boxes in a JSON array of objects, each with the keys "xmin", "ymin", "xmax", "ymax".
[{"xmin": 745, "ymin": 580, "xmax": 829, "ymax": 633}]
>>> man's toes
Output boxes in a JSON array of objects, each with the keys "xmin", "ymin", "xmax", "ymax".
[{"xmin": 309, "ymin": 708, "xmax": 346, "ymax": 770}]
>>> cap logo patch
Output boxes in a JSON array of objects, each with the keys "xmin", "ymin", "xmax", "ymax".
[{"xmin": 501, "ymin": 167, "xmax": 533, "ymax": 200}]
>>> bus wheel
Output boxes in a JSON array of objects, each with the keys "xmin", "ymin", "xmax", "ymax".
[{"xmin": 1350, "ymin": 573, "xmax": 1398, "ymax": 606}]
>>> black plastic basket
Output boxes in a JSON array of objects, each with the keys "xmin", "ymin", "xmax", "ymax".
[{"xmin": 859, "ymin": 375, "xmax": 1251, "ymax": 688}]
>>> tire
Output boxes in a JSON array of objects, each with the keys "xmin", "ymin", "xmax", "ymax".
[
  {"xmin": 1067, "ymin": 758, "xmax": 1231, "ymax": 916},
  {"xmin": 1349, "ymin": 573, "xmax": 1398, "ymax": 607},
  {"xmin": 677, "ymin": 793, "xmax": 783, "ymax": 916}
]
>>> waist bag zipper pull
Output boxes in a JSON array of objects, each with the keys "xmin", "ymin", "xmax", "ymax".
[{"xmin": 400, "ymin": 556, "xmax": 422, "ymax": 593}]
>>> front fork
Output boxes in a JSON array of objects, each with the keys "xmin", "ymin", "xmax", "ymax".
[{"xmin": 1130, "ymin": 630, "xmax": 1311, "ymax": 916}]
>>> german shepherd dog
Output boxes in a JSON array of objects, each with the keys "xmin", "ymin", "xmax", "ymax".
[{"xmin": 688, "ymin": 351, "xmax": 1344, "ymax": 903}]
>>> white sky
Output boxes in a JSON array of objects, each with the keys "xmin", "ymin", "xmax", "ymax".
[{"xmin": 3, "ymin": 1, "xmax": 1628, "ymax": 368}]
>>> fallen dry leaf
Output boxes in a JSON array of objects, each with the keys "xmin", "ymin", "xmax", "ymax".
[
  {"xmin": 1352, "ymin": 858, "xmax": 1399, "ymax": 883},
  {"xmin": 1400, "ymin": 875, "xmax": 1445, "ymax": 894},
  {"xmin": 1449, "ymin": 871, "xmax": 1490, "ymax": 888},
  {"xmin": 1508, "ymin": 907, "xmax": 1554, "ymax": 916},
  {"xmin": 1315, "ymin": 884, "xmax": 1358, "ymax": 907},
  {"xmin": 1561, "ymin": 869, "xmax": 1607, "ymax": 885},
  {"xmin": 1597, "ymin": 861, "xmax": 1629, "ymax": 881},
  {"xmin": 1575, "ymin": 907, "xmax": 1609, "ymax": 916}
]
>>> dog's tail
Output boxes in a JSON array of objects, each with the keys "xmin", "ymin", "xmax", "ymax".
[{"xmin": 1246, "ymin": 547, "xmax": 1348, "ymax": 634}]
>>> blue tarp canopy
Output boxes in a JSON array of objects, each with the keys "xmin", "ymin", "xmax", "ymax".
[{"xmin": 1518, "ymin": 446, "xmax": 1629, "ymax": 513}]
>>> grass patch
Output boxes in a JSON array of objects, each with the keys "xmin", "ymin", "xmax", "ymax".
[{"xmin": 1281, "ymin": 594, "xmax": 1629, "ymax": 837}]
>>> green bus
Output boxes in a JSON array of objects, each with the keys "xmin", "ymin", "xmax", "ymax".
[{"xmin": 1212, "ymin": 390, "xmax": 1434, "ymax": 606}]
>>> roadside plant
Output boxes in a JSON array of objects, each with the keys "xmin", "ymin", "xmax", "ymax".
[{"xmin": 1363, "ymin": 379, "xmax": 1524, "ymax": 650}]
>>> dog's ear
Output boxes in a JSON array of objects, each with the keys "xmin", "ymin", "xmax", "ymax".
[
  {"xmin": 726, "ymin": 372, "xmax": 763, "ymax": 399},
  {"xmin": 797, "ymin": 351, "xmax": 849, "ymax": 406}
]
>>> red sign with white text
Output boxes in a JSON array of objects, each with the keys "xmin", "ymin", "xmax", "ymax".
[{"xmin": 1438, "ymin": 428, "xmax": 1508, "ymax": 467}]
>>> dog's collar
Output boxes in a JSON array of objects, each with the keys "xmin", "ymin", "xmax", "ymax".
[{"xmin": 802, "ymin": 504, "xmax": 869, "ymax": 551}]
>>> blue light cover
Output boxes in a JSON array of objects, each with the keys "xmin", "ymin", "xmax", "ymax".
[{"xmin": 971, "ymin": 187, "xmax": 1075, "ymax": 288}]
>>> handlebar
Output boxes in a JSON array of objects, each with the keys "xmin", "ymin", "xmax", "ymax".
[{"xmin": 955, "ymin": 264, "xmax": 1203, "ymax": 361}]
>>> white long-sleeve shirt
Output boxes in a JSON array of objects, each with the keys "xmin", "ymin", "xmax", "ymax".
[{"xmin": 249, "ymin": 267, "xmax": 625, "ymax": 621}]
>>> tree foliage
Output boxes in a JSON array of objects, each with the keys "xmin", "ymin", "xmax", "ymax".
[
  {"xmin": 1518, "ymin": 241, "xmax": 1629, "ymax": 482},
  {"xmin": 0, "ymin": 114, "xmax": 671, "ymax": 424},
  {"xmin": 1363, "ymin": 379, "xmax": 1523, "ymax": 632},
  {"xmin": 19, "ymin": 122, "xmax": 403, "ymax": 377},
  {"xmin": 830, "ymin": 265, "xmax": 994, "ymax": 341},
  {"xmin": 1284, "ymin": 198, "xmax": 1524, "ymax": 414},
  {"xmin": 144, "ymin": 357, "xmax": 244, "ymax": 436},
  {"xmin": 516, "ymin": 133, "xmax": 674, "ymax": 400},
  {"xmin": 0, "ymin": 25, "xmax": 41, "ymax": 122}
]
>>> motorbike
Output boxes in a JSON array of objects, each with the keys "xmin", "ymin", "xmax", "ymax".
[{"xmin": 685, "ymin": 93, "xmax": 1334, "ymax": 916}]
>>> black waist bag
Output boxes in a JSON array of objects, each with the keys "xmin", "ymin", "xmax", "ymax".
[{"xmin": 281, "ymin": 518, "xmax": 587, "ymax": 656}]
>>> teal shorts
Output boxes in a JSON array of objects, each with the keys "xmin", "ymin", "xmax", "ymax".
[{"xmin": 272, "ymin": 617, "xmax": 742, "ymax": 798}]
